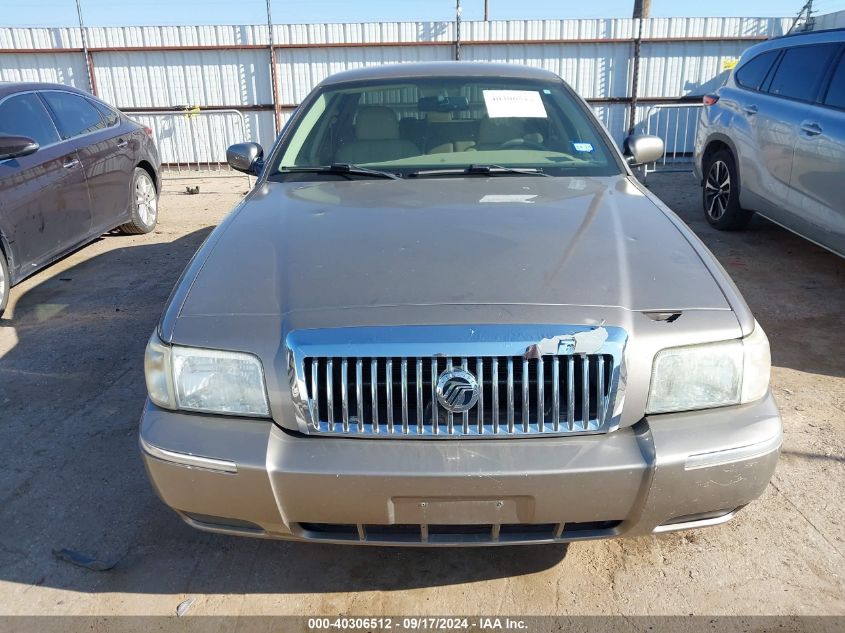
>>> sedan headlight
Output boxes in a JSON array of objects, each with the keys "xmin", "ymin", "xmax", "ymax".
[
  {"xmin": 647, "ymin": 322, "xmax": 770, "ymax": 414},
  {"xmin": 144, "ymin": 332, "xmax": 270, "ymax": 417}
]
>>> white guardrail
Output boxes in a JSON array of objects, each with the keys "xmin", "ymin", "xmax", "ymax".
[
  {"xmin": 637, "ymin": 102, "xmax": 704, "ymax": 181},
  {"xmin": 123, "ymin": 108, "xmax": 251, "ymax": 184}
]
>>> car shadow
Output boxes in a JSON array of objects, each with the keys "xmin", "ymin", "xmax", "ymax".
[{"xmin": 0, "ymin": 228, "xmax": 568, "ymax": 597}]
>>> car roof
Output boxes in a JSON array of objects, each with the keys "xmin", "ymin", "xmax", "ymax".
[
  {"xmin": 319, "ymin": 62, "xmax": 562, "ymax": 87},
  {"xmin": 741, "ymin": 27, "xmax": 845, "ymax": 59},
  {"xmin": 0, "ymin": 81, "xmax": 90, "ymax": 99}
]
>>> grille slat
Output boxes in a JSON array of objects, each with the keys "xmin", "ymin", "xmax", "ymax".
[
  {"xmin": 326, "ymin": 359, "xmax": 334, "ymax": 432},
  {"xmin": 522, "ymin": 359, "xmax": 530, "ymax": 433},
  {"xmin": 476, "ymin": 357, "xmax": 484, "ymax": 435},
  {"xmin": 492, "ymin": 358, "xmax": 500, "ymax": 435},
  {"xmin": 597, "ymin": 357, "xmax": 605, "ymax": 426},
  {"xmin": 356, "ymin": 359, "xmax": 364, "ymax": 433},
  {"xmin": 416, "ymin": 358, "xmax": 424, "ymax": 435},
  {"xmin": 401, "ymin": 358, "xmax": 409, "ymax": 434},
  {"xmin": 567, "ymin": 355, "xmax": 575, "ymax": 431},
  {"xmin": 371, "ymin": 358, "xmax": 379, "ymax": 434},
  {"xmin": 431, "ymin": 357, "xmax": 439, "ymax": 435},
  {"xmin": 386, "ymin": 359, "xmax": 394, "ymax": 434},
  {"xmin": 446, "ymin": 356, "xmax": 455, "ymax": 435},
  {"xmin": 341, "ymin": 358, "xmax": 349, "ymax": 433},
  {"xmin": 461, "ymin": 357, "xmax": 470, "ymax": 434},
  {"xmin": 310, "ymin": 359, "xmax": 320, "ymax": 429},
  {"xmin": 302, "ymin": 353, "xmax": 615, "ymax": 438},
  {"xmin": 552, "ymin": 357, "xmax": 560, "ymax": 432},
  {"xmin": 536, "ymin": 357, "xmax": 544, "ymax": 432},
  {"xmin": 582, "ymin": 355, "xmax": 590, "ymax": 431}
]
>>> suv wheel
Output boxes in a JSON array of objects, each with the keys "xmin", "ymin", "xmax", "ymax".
[
  {"xmin": 702, "ymin": 149, "xmax": 753, "ymax": 230},
  {"xmin": 118, "ymin": 168, "xmax": 158, "ymax": 235}
]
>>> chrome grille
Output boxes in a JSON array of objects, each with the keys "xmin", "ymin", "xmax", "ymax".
[
  {"xmin": 287, "ymin": 325, "xmax": 626, "ymax": 439},
  {"xmin": 302, "ymin": 353, "xmax": 615, "ymax": 437}
]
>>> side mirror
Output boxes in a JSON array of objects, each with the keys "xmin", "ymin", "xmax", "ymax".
[
  {"xmin": 0, "ymin": 135, "xmax": 39, "ymax": 161},
  {"xmin": 226, "ymin": 142, "xmax": 264, "ymax": 175},
  {"xmin": 623, "ymin": 134, "xmax": 664, "ymax": 166}
]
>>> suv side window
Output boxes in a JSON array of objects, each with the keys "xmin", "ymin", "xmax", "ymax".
[
  {"xmin": 766, "ymin": 44, "xmax": 840, "ymax": 102},
  {"xmin": 0, "ymin": 92, "xmax": 61, "ymax": 147},
  {"xmin": 735, "ymin": 50, "xmax": 779, "ymax": 90},
  {"xmin": 40, "ymin": 90, "xmax": 106, "ymax": 139},
  {"xmin": 88, "ymin": 99, "xmax": 120, "ymax": 127},
  {"xmin": 823, "ymin": 53, "xmax": 845, "ymax": 109}
]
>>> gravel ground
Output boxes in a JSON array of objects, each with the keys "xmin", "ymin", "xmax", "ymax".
[{"xmin": 0, "ymin": 172, "xmax": 842, "ymax": 618}]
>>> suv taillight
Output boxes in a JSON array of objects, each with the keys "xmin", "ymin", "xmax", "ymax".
[
  {"xmin": 703, "ymin": 94, "xmax": 719, "ymax": 106},
  {"xmin": 143, "ymin": 126, "xmax": 153, "ymax": 138}
]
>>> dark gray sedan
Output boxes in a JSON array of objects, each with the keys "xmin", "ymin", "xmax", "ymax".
[{"xmin": 0, "ymin": 82, "xmax": 161, "ymax": 315}]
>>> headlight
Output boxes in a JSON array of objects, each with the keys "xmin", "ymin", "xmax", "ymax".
[
  {"xmin": 647, "ymin": 321, "xmax": 770, "ymax": 414},
  {"xmin": 144, "ymin": 332, "xmax": 270, "ymax": 417}
]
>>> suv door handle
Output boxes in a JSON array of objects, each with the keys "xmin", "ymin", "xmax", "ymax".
[
  {"xmin": 743, "ymin": 105, "xmax": 758, "ymax": 116},
  {"xmin": 800, "ymin": 121, "xmax": 823, "ymax": 136},
  {"xmin": 116, "ymin": 139, "xmax": 128, "ymax": 148},
  {"xmin": 63, "ymin": 158, "xmax": 80, "ymax": 169}
]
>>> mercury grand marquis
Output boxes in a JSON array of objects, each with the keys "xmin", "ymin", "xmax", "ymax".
[{"xmin": 139, "ymin": 62, "xmax": 782, "ymax": 546}]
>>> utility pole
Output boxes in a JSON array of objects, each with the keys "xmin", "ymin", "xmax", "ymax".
[
  {"xmin": 455, "ymin": 0, "xmax": 462, "ymax": 61},
  {"xmin": 628, "ymin": 0, "xmax": 651, "ymax": 134},
  {"xmin": 267, "ymin": 0, "xmax": 281, "ymax": 134},
  {"xmin": 75, "ymin": 0, "xmax": 96, "ymax": 94},
  {"xmin": 632, "ymin": 0, "xmax": 652, "ymax": 18},
  {"xmin": 484, "ymin": 0, "xmax": 489, "ymax": 21},
  {"xmin": 788, "ymin": 0, "xmax": 815, "ymax": 33}
]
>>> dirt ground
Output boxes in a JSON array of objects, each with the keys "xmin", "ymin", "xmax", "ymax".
[{"xmin": 0, "ymin": 172, "xmax": 842, "ymax": 618}]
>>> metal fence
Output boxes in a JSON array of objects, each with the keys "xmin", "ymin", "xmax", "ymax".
[
  {"xmin": 0, "ymin": 16, "xmax": 798, "ymax": 161},
  {"xmin": 123, "ymin": 108, "xmax": 251, "ymax": 183},
  {"xmin": 635, "ymin": 102, "xmax": 704, "ymax": 180}
]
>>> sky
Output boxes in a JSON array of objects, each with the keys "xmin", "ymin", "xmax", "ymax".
[{"xmin": 1, "ymin": 0, "xmax": 844, "ymax": 27}]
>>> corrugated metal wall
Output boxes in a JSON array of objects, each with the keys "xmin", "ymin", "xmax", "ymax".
[
  {"xmin": 0, "ymin": 16, "xmax": 798, "ymax": 161},
  {"xmin": 812, "ymin": 10, "xmax": 845, "ymax": 30}
]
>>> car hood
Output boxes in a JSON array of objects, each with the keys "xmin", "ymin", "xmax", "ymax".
[{"xmin": 177, "ymin": 175, "xmax": 730, "ymax": 320}]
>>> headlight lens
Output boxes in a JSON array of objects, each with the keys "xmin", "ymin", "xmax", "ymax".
[
  {"xmin": 144, "ymin": 332, "xmax": 175, "ymax": 409},
  {"xmin": 647, "ymin": 321, "xmax": 770, "ymax": 414},
  {"xmin": 144, "ymin": 332, "xmax": 270, "ymax": 417}
]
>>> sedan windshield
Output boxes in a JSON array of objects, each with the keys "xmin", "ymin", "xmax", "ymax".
[{"xmin": 269, "ymin": 76, "xmax": 622, "ymax": 179}]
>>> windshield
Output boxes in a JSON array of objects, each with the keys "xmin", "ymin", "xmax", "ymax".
[{"xmin": 269, "ymin": 76, "xmax": 622, "ymax": 179}]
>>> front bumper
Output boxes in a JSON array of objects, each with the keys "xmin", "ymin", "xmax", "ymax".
[{"xmin": 139, "ymin": 394, "xmax": 781, "ymax": 546}]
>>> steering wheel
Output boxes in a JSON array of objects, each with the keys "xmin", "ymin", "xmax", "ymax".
[{"xmin": 496, "ymin": 138, "xmax": 547, "ymax": 151}]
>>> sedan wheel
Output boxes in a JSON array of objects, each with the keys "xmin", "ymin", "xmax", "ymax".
[
  {"xmin": 0, "ymin": 251, "xmax": 9, "ymax": 317},
  {"xmin": 118, "ymin": 167, "xmax": 159, "ymax": 234},
  {"xmin": 136, "ymin": 172, "xmax": 158, "ymax": 226}
]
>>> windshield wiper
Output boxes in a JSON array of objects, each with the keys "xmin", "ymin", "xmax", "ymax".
[
  {"xmin": 280, "ymin": 163, "xmax": 400, "ymax": 180},
  {"xmin": 407, "ymin": 164, "xmax": 551, "ymax": 178}
]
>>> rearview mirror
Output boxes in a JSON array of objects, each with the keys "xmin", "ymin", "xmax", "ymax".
[
  {"xmin": 226, "ymin": 142, "xmax": 264, "ymax": 175},
  {"xmin": 622, "ymin": 134, "xmax": 664, "ymax": 166},
  {"xmin": 0, "ymin": 135, "xmax": 39, "ymax": 161}
]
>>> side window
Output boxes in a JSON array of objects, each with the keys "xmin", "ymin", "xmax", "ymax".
[
  {"xmin": 824, "ymin": 54, "xmax": 845, "ymax": 109},
  {"xmin": 766, "ymin": 44, "xmax": 840, "ymax": 101},
  {"xmin": 0, "ymin": 93, "xmax": 61, "ymax": 147},
  {"xmin": 89, "ymin": 99, "xmax": 120, "ymax": 127},
  {"xmin": 735, "ymin": 50, "xmax": 779, "ymax": 90},
  {"xmin": 40, "ymin": 91, "xmax": 106, "ymax": 139}
]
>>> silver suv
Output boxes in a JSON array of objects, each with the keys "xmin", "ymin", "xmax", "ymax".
[{"xmin": 694, "ymin": 29, "xmax": 844, "ymax": 257}]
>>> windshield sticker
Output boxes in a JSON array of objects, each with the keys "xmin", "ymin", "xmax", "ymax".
[
  {"xmin": 571, "ymin": 142, "xmax": 594, "ymax": 153},
  {"xmin": 482, "ymin": 90, "xmax": 547, "ymax": 118}
]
